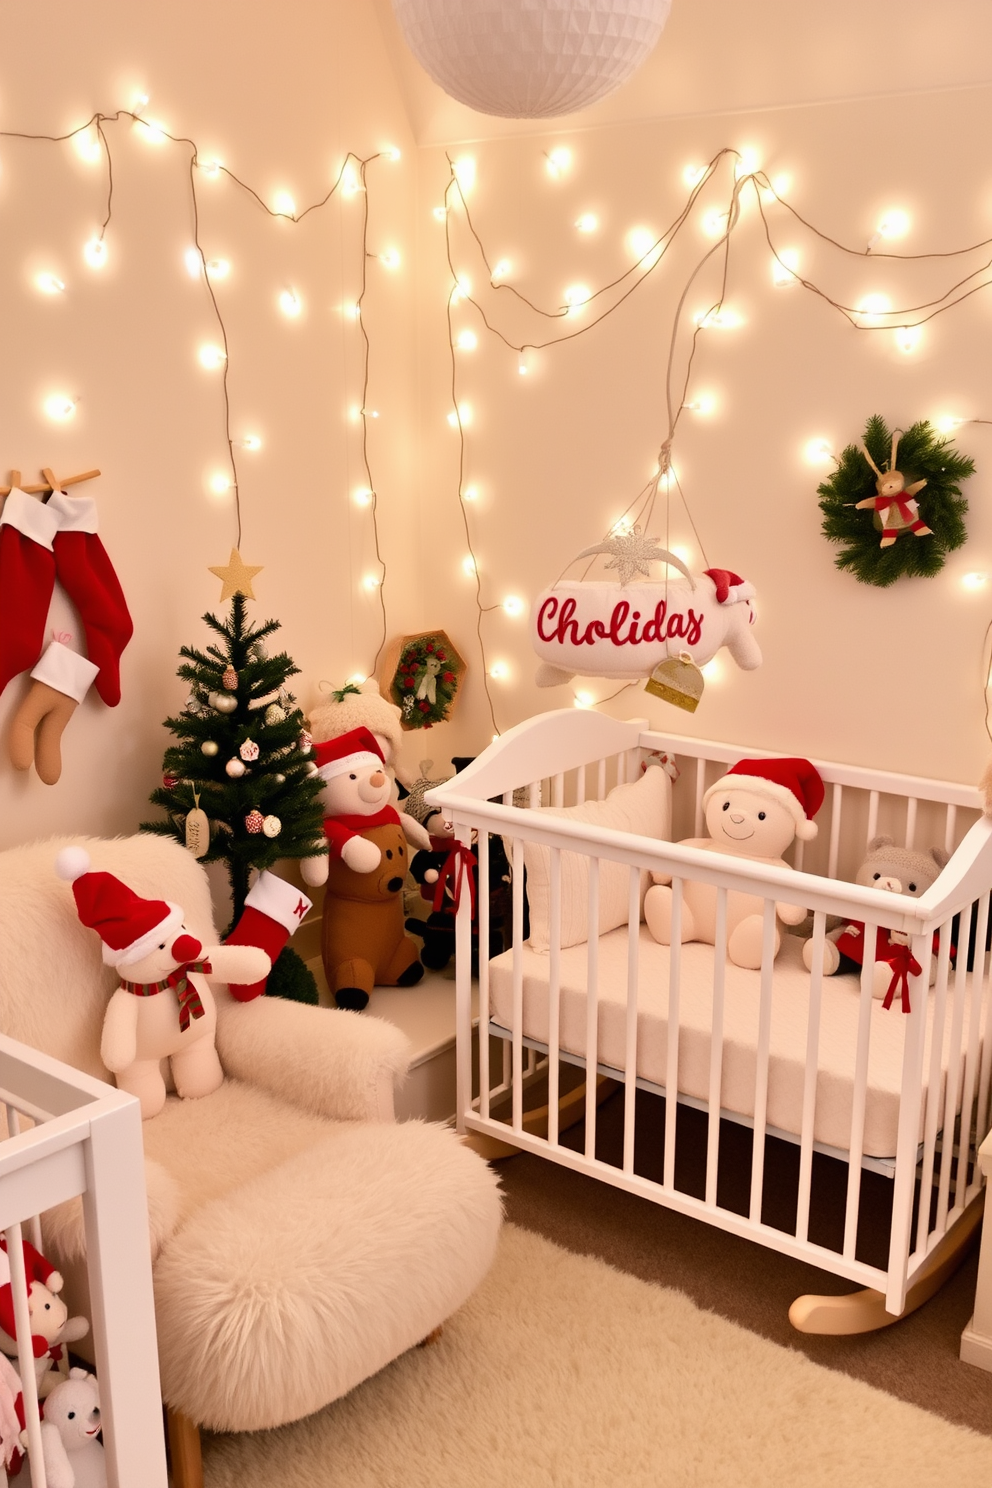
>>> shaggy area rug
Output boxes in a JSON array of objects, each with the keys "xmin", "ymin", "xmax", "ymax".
[{"xmin": 203, "ymin": 1224, "xmax": 992, "ymax": 1488}]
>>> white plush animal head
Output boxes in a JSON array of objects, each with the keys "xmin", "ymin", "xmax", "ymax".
[
  {"xmin": 117, "ymin": 927, "xmax": 204, "ymax": 985},
  {"xmin": 703, "ymin": 788, "xmax": 799, "ymax": 858},
  {"xmin": 319, "ymin": 763, "xmax": 391, "ymax": 819},
  {"xmin": 22, "ymin": 1280, "xmax": 68, "ymax": 1344},
  {"xmin": 854, "ymin": 836, "xmax": 948, "ymax": 898},
  {"xmin": 42, "ymin": 1368, "xmax": 102, "ymax": 1449}
]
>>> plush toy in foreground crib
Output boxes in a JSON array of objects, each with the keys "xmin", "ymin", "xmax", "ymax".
[
  {"xmin": 801, "ymin": 835, "xmax": 949, "ymax": 1009},
  {"xmin": 645, "ymin": 757, "xmax": 824, "ymax": 969},
  {"xmin": 0, "ymin": 1237, "xmax": 88, "ymax": 1397},
  {"xmin": 303, "ymin": 728, "xmax": 426, "ymax": 1010},
  {"xmin": 56, "ymin": 848, "xmax": 270, "ymax": 1119},
  {"xmin": 27, "ymin": 1369, "xmax": 105, "ymax": 1488}
]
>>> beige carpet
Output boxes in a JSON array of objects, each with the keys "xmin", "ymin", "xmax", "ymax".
[{"xmin": 202, "ymin": 1224, "xmax": 992, "ymax": 1488}]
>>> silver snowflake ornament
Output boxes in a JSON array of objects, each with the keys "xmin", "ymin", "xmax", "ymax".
[{"xmin": 577, "ymin": 529, "xmax": 669, "ymax": 587}]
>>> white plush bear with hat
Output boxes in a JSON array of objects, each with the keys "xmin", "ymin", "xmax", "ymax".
[
  {"xmin": 55, "ymin": 848, "xmax": 270, "ymax": 1120},
  {"xmin": 645, "ymin": 757, "xmax": 824, "ymax": 969}
]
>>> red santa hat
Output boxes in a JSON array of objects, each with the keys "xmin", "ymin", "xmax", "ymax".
[
  {"xmin": 55, "ymin": 847, "xmax": 183, "ymax": 968},
  {"xmin": 703, "ymin": 757, "xmax": 825, "ymax": 840},
  {"xmin": 703, "ymin": 568, "xmax": 755, "ymax": 605},
  {"xmin": 0, "ymin": 1237, "xmax": 63, "ymax": 1347},
  {"xmin": 313, "ymin": 726, "xmax": 385, "ymax": 784}
]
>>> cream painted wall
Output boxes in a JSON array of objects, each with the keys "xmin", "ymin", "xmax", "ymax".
[
  {"xmin": 0, "ymin": 1, "xmax": 423, "ymax": 851},
  {"xmin": 414, "ymin": 83, "xmax": 992, "ymax": 783}
]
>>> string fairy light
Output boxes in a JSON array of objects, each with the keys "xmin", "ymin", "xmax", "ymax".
[{"xmin": 0, "ymin": 108, "xmax": 395, "ymax": 671}]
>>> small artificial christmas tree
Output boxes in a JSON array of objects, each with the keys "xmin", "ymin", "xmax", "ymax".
[{"xmin": 143, "ymin": 593, "xmax": 326, "ymax": 1003}]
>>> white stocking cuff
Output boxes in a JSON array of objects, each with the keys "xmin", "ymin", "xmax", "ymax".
[
  {"xmin": 244, "ymin": 871, "xmax": 313, "ymax": 934},
  {"xmin": 31, "ymin": 642, "xmax": 99, "ymax": 703},
  {"xmin": 47, "ymin": 489, "xmax": 99, "ymax": 534},
  {"xmin": 0, "ymin": 489, "xmax": 59, "ymax": 549}
]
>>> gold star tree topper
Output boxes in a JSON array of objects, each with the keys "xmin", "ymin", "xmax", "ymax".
[{"xmin": 208, "ymin": 548, "xmax": 263, "ymax": 601}]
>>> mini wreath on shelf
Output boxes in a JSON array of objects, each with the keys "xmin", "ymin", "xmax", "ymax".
[
  {"xmin": 382, "ymin": 629, "xmax": 466, "ymax": 729},
  {"xmin": 818, "ymin": 415, "xmax": 974, "ymax": 587}
]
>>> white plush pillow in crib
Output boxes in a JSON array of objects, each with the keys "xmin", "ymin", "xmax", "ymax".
[{"xmin": 521, "ymin": 766, "xmax": 672, "ymax": 953}]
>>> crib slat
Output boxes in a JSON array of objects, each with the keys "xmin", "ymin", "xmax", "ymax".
[
  {"xmin": 748, "ymin": 901, "xmax": 777, "ymax": 1226},
  {"xmin": 915, "ymin": 924, "xmax": 954, "ymax": 1254},
  {"xmin": 478, "ymin": 832, "xmax": 492, "ymax": 1122},
  {"xmin": 7, "ymin": 1220, "xmax": 47, "ymax": 1486},
  {"xmin": 828, "ymin": 782, "xmax": 843, "ymax": 880},
  {"xmin": 944, "ymin": 804, "xmax": 958, "ymax": 857},
  {"xmin": 597, "ymin": 757, "xmax": 607, "ymax": 801},
  {"xmin": 622, "ymin": 866, "xmax": 641, "ymax": 1175},
  {"xmin": 552, "ymin": 773, "xmax": 565, "ymax": 809},
  {"xmin": 705, "ymin": 888, "xmax": 728, "ymax": 1207},
  {"xmin": 528, "ymin": 781, "xmax": 541, "ymax": 809},
  {"xmin": 843, "ymin": 923, "xmax": 877, "ymax": 1260},
  {"xmin": 616, "ymin": 751, "xmax": 627, "ymax": 786},
  {"xmin": 511, "ymin": 836, "xmax": 525, "ymax": 1135},
  {"xmin": 936, "ymin": 906, "xmax": 972, "ymax": 1232},
  {"xmin": 796, "ymin": 911, "xmax": 827, "ymax": 1244},
  {"xmin": 976, "ymin": 925, "xmax": 992, "ymax": 1152},
  {"xmin": 547, "ymin": 850, "xmax": 563, "ymax": 1148},
  {"xmin": 584, "ymin": 859, "xmax": 601, "ymax": 1160},
  {"xmin": 904, "ymin": 797, "xmax": 918, "ymax": 851},
  {"xmin": 886, "ymin": 933, "xmax": 932, "ymax": 1314},
  {"xmin": 955, "ymin": 892, "xmax": 988, "ymax": 1207},
  {"xmin": 575, "ymin": 763, "xmax": 587, "ymax": 805},
  {"xmin": 866, "ymin": 790, "xmax": 879, "ymax": 847},
  {"xmin": 694, "ymin": 759, "xmax": 706, "ymax": 838},
  {"xmin": 664, "ymin": 880, "xmax": 683, "ymax": 1192}
]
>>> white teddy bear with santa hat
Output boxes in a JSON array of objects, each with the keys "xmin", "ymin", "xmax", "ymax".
[
  {"xmin": 56, "ymin": 848, "xmax": 270, "ymax": 1120},
  {"xmin": 645, "ymin": 756, "xmax": 824, "ymax": 969}
]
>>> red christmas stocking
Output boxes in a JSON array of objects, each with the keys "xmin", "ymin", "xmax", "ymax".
[
  {"xmin": 49, "ymin": 490, "xmax": 133, "ymax": 708},
  {"xmin": 225, "ymin": 871, "xmax": 313, "ymax": 1001},
  {"xmin": 0, "ymin": 489, "xmax": 59, "ymax": 698}
]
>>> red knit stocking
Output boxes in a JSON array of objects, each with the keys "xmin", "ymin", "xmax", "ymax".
[
  {"xmin": 0, "ymin": 490, "xmax": 58, "ymax": 698},
  {"xmin": 49, "ymin": 491, "xmax": 133, "ymax": 708},
  {"xmin": 225, "ymin": 872, "xmax": 312, "ymax": 1001}
]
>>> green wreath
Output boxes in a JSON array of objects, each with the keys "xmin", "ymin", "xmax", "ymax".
[
  {"xmin": 818, "ymin": 415, "xmax": 974, "ymax": 587},
  {"xmin": 392, "ymin": 635, "xmax": 460, "ymax": 728}
]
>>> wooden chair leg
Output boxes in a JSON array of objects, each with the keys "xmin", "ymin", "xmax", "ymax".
[{"xmin": 166, "ymin": 1406, "xmax": 204, "ymax": 1488}]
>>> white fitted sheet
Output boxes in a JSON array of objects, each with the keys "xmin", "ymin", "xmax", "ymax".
[{"xmin": 488, "ymin": 928, "xmax": 986, "ymax": 1158}]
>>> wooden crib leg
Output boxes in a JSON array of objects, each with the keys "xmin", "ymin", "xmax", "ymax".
[
  {"xmin": 166, "ymin": 1406, "xmax": 204, "ymax": 1488},
  {"xmin": 789, "ymin": 1195, "xmax": 983, "ymax": 1335}
]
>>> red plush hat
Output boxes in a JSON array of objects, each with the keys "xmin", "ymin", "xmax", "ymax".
[
  {"xmin": 0, "ymin": 1237, "xmax": 62, "ymax": 1347},
  {"xmin": 703, "ymin": 757, "xmax": 825, "ymax": 840},
  {"xmin": 314, "ymin": 726, "xmax": 385, "ymax": 783},
  {"xmin": 703, "ymin": 569, "xmax": 755, "ymax": 605},
  {"xmin": 55, "ymin": 847, "xmax": 183, "ymax": 968}
]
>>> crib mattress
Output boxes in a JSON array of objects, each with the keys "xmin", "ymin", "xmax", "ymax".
[{"xmin": 488, "ymin": 928, "xmax": 986, "ymax": 1158}]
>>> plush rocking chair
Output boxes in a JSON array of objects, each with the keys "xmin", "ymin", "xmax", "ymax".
[{"xmin": 0, "ymin": 834, "xmax": 502, "ymax": 1486}]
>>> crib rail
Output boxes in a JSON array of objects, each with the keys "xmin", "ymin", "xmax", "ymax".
[
  {"xmin": 0, "ymin": 1036, "xmax": 167, "ymax": 1488},
  {"xmin": 430, "ymin": 710, "xmax": 991, "ymax": 1320}
]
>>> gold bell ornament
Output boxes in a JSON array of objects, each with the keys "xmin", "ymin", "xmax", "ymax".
[{"xmin": 645, "ymin": 651, "xmax": 704, "ymax": 713}]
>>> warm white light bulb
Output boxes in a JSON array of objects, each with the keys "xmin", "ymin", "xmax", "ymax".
[
  {"xmin": 453, "ymin": 156, "xmax": 476, "ymax": 192},
  {"xmin": 462, "ymin": 485, "xmax": 479, "ymax": 502},
  {"xmin": 546, "ymin": 147, "xmax": 571, "ymax": 178},
  {"xmin": 462, "ymin": 555, "xmax": 477, "ymax": 576},
  {"xmin": 241, "ymin": 434, "xmax": 262, "ymax": 451},
  {"xmin": 876, "ymin": 209, "xmax": 910, "ymax": 242},
  {"xmin": 44, "ymin": 394, "xmax": 76, "ymax": 421},
  {"xmin": 209, "ymin": 472, "xmax": 231, "ymax": 494},
  {"xmin": 384, "ymin": 145, "xmax": 401, "ymax": 162},
  {"xmin": 670, "ymin": 545, "xmax": 693, "ymax": 566},
  {"xmin": 734, "ymin": 146, "xmax": 761, "ymax": 180},
  {"xmin": 379, "ymin": 248, "xmax": 401, "ymax": 269},
  {"xmin": 448, "ymin": 404, "xmax": 472, "ymax": 427},
  {"xmin": 206, "ymin": 258, "xmax": 230, "ymax": 280},
  {"xmin": 342, "ymin": 303, "xmax": 361, "ymax": 320},
  {"xmin": 432, "ymin": 205, "xmax": 447, "ymax": 222},
  {"xmin": 962, "ymin": 572, "xmax": 988, "ymax": 590},
  {"xmin": 347, "ymin": 673, "xmax": 367, "ymax": 685},
  {"xmin": 136, "ymin": 118, "xmax": 167, "ymax": 145},
  {"xmin": 682, "ymin": 164, "xmax": 706, "ymax": 188},
  {"xmin": 83, "ymin": 237, "xmax": 107, "ymax": 269},
  {"xmin": 935, "ymin": 415, "xmax": 963, "ymax": 434},
  {"xmin": 35, "ymin": 272, "xmax": 65, "ymax": 295},
  {"xmin": 575, "ymin": 212, "xmax": 598, "ymax": 233},
  {"xmin": 456, "ymin": 330, "xmax": 477, "ymax": 351},
  {"xmin": 198, "ymin": 157, "xmax": 223, "ymax": 179},
  {"xmin": 489, "ymin": 661, "xmax": 510, "ymax": 680},
  {"xmin": 701, "ymin": 209, "xmax": 728, "ymax": 238},
  {"xmin": 279, "ymin": 289, "xmax": 302, "ymax": 317},
  {"xmin": 273, "ymin": 192, "xmax": 296, "ymax": 218},
  {"xmin": 198, "ymin": 343, "xmax": 227, "ymax": 369},
  {"xmin": 856, "ymin": 293, "xmax": 891, "ymax": 322},
  {"xmin": 611, "ymin": 516, "xmax": 634, "ymax": 536},
  {"xmin": 628, "ymin": 227, "xmax": 657, "ymax": 260},
  {"xmin": 502, "ymin": 595, "xmax": 524, "ymax": 616},
  {"xmin": 353, "ymin": 487, "xmax": 373, "ymax": 507},
  {"xmin": 574, "ymin": 691, "xmax": 595, "ymax": 710},
  {"xmin": 73, "ymin": 128, "xmax": 101, "ymax": 164},
  {"xmin": 804, "ymin": 437, "xmax": 835, "ymax": 465},
  {"xmin": 701, "ymin": 658, "xmax": 722, "ymax": 682},
  {"xmin": 694, "ymin": 306, "xmax": 739, "ymax": 329},
  {"xmin": 683, "ymin": 393, "xmax": 716, "ymax": 416},
  {"xmin": 491, "ymin": 260, "xmax": 511, "ymax": 280},
  {"xmin": 895, "ymin": 325, "xmax": 921, "ymax": 354},
  {"xmin": 517, "ymin": 354, "xmax": 528, "ymax": 376},
  {"xmin": 363, "ymin": 574, "xmax": 381, "ymax": 590},
  {"xmin": 772, "ymin": 248, "xmax": 800, "ymax": 286},
  {"xmin": 770, "ymin": 173, "xmax": 791, "ymax": 197},
  {"xmin": 563, "ymin": 284, "xmax": 591, "ymax": 311},
  {"xmin": 185, "ymin": 248, "xmax": 202, "ymax": 279}
]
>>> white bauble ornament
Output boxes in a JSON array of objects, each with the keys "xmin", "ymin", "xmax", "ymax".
[
  {"xmin": 239, "ymin": 739, "xmax": 260, "ymax": 762},
  {"xmin": 201, "ymin": 740, "xmax": 219, "ymax": 757},
  {"xmin": 209, "ymin": 692, "xmax": 238, "ymax": 714},
  {"xmin": 265, "ymin": 703, "xmax": 287, "ymax": 725},
  {"xmin": 391, "ymin": 0, "xmax": 670, "ymax": 120},
  {"xmin": 273, "ymin": 773, "xmax": 286, "ymax": 784},
  {"xmin": 185, "ymin": 806, "xmax": 211, "ymax": 858},
  {"xmin": 226, "ymin": 757, "xmax": 247, "ymax": 778},
  {"xmin": 262, "ymin": 814, "xmax": 281, "ymax": 838}
]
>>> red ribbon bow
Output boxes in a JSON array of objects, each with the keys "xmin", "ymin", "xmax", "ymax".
[
  {"xmin": 881, "ymin": 943, "xmax": 921, "ymax": 1013},
  {"xmin": 432, "ymin": 843, "xmax": 477, "ymax": 922},
  {"xmin": 121, "ymin": 960, "xmax": 212, "ymax": 1033},
  {"xmin": 874, "ymin": 492, "xmax": 915, "ymax": 525}
]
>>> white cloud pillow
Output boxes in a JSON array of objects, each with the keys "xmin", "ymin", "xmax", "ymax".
[{"xmin": 518, "ymin": 765, "xmax": 672, "ymax": 953}]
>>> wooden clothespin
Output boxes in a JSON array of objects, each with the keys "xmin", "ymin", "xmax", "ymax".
[{"xmin": 0, "ymin": 468, "xmax": 101, "ymax": 498}]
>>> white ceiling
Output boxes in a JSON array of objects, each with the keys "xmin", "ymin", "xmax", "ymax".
[{"xmin": 371, "ymin": 0, "xmax": 992, "ymax": 147}]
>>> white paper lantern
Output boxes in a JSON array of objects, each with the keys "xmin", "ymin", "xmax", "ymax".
[{"xmin": 391, "ymin": 0, "xmax": 671, "ymax": 119}]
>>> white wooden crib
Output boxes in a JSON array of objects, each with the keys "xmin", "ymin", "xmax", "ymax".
[{"xmin": 427, "ymin": 710, "xmax": 992, "ymax": 1331}]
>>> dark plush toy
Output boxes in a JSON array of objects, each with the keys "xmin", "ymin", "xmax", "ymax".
[{"xmin": 802, "ymin": 834, "xmax": 949, "ymax": 1010}]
